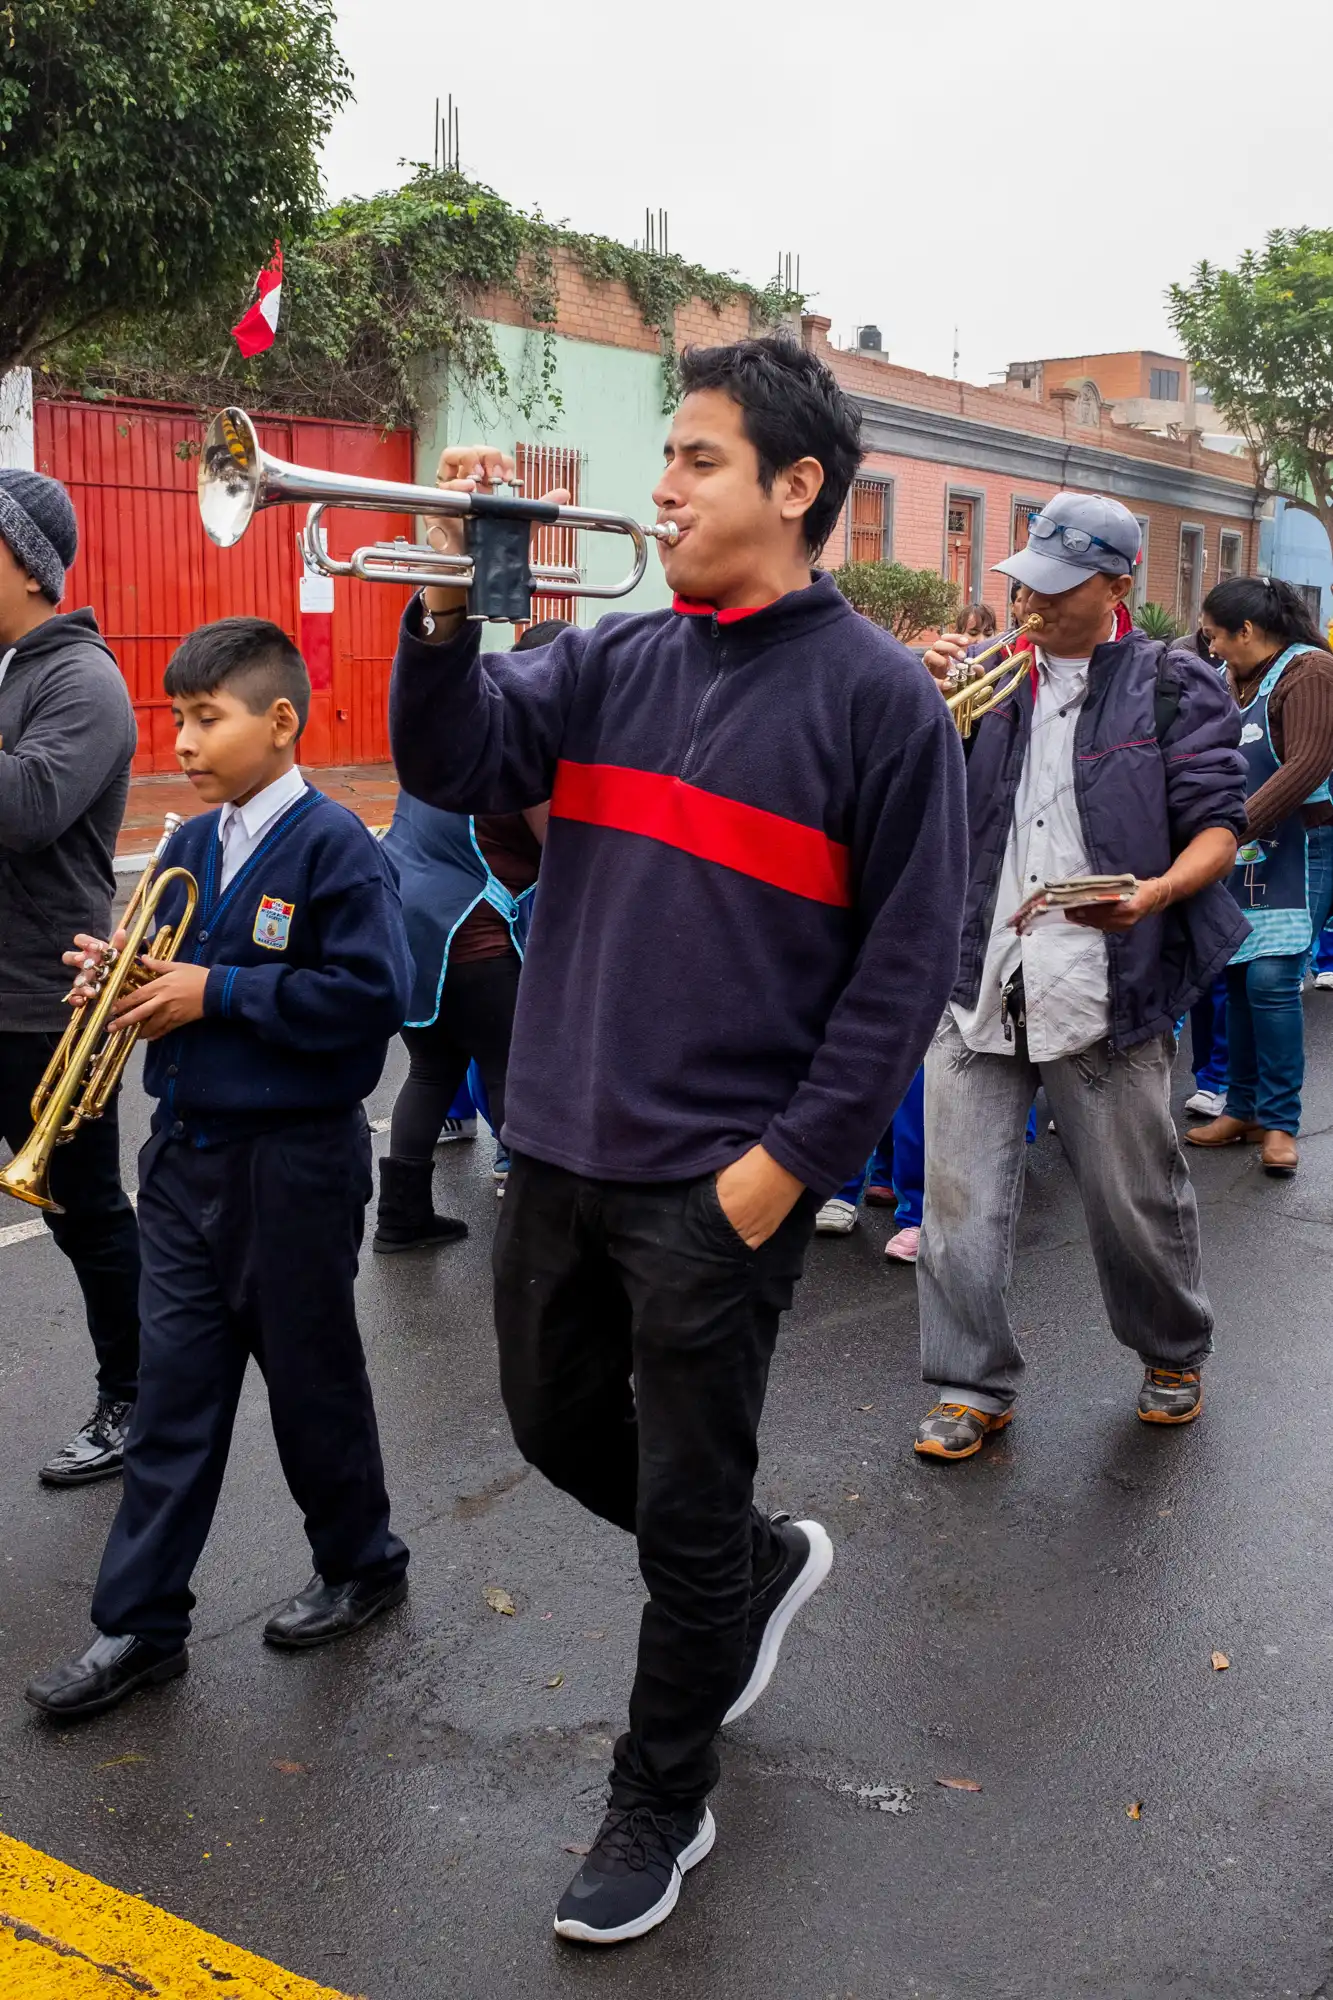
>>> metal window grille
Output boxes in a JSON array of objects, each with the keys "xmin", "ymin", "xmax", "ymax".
[
  {"xmin": 1012, "ymin": 501, "xmax": 1042, "ymax": 552},
  {"xmin": 1219, "ymin": 531, "xmax": 1243, "ymax": 583},
  {"xmin": 514, "ymin": 442, "xmax": 583, "ymax": 627},
  {"xmin": 849, "ymin": 477, "xmax": 892, "ymax": 563}
]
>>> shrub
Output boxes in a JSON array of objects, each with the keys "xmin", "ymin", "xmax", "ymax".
[{"xmin": 830, "ymin": 562, "xmax": 961, "ymax": 643}]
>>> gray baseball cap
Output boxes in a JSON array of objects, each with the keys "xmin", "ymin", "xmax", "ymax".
[{"xmin": 995, "ymin": 492, "xmax": 1142, "ymax": 597}]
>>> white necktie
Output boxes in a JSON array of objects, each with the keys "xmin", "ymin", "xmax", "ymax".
[{"xmin": 219, "ymin": 809, "xmax": 244, "ymax": 889}]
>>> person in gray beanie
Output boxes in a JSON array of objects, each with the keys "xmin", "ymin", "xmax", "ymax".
[{"xmin": 0, "ymin": 465, "xmax": 142, "ymax": 1485}]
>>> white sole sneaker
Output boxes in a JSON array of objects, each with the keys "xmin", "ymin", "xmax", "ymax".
[
  {"xmin": 722, "ymin": 1520, "xmax": 834, "ymax": 1726},
  {"xmin": 553, "ymin": 1808, "xmax": 716, "ymax": 1944}
]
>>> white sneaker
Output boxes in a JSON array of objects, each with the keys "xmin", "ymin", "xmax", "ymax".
[
  {"xmin": 1314, "ymin": 971, "xmax": 1333, "ymax": 991},
  {"xmin": 1184, "ymin": 1088, "xmax": 1227, "ymax": 1117},
  {"xmin": 814, "ymin": 1197, "xmax": 858, "ymax": 1235}
]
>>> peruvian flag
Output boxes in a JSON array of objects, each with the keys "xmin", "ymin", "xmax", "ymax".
[{"xmin": 231, "ymin": 243, "xmax": 283, "ymax": 358}]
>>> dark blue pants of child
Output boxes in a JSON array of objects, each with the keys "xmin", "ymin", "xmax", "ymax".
[
  {"xmin": 835, "ymin": 1066, "xmax": 927, "ymax": 1223},
  {"xmin": 1189, "ymin": 978, "xmax": 1229, "ymax": 1095},
  {"xmin": 91, "ymin": 1109, "xmax": 408, "ymax": 1647}
]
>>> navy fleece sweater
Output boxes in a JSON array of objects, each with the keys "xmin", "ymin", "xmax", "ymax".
[
  {"xmin": 389, "ymin": 574, "xmax": 969, "ymax": 1197},
  {"xmin": 143, "ymin": 787, "xmax": 412, "ymax": 1140}
]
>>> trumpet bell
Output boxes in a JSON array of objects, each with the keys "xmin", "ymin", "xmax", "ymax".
[
  {"xmin": 199, "ymin": 407, "xmax": 266, "ymax": 549},
  {"xmin": 0, "ymin": 1132, "xmax": 64, "ymax": 1213}
]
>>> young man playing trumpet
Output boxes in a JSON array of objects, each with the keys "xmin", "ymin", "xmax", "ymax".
[
  {"xmin": 391, "ymin": 334, "xmax": 969, "ymax": 1943},
  {"xmin": 913, "ymin": 493, "xmax": 1248, "ymax": 1461}
]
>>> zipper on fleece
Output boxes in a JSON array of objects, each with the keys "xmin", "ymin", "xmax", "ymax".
[{"xmin": 679, "ymin": 613, "xmax": 725, "ymax": 781}]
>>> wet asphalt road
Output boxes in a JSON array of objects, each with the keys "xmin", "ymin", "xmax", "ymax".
[{"xmin": 4, "ymin": 1013, "xmax": 1333, "ymax": 2000}]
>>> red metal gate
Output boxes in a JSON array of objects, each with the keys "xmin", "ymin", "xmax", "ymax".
[{"xmin": 35, "ymin": 399, "xmax": 414, "ymax": 774}]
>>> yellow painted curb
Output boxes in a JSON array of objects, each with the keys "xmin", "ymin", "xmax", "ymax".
[{"xmin": 0, "ymin": 1831, "xmax": 361, "ymax": 1999}]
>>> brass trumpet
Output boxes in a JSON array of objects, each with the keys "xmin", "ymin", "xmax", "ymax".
[
  {"xmin": 0, "ymin": 818, "xmax": 198, "ymax": 1214},
  {"xmin": 944, "ymin": 615, "xmax": 1044, "ymax": 739}
]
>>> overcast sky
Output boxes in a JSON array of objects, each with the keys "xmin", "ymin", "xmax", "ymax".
[{"xmin": 322, "ymin": 0, "xmax": 1333, "ymax": 388}]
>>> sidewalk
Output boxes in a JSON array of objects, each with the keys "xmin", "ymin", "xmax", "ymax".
[{"xmin": 117, "ymin": 763, "xmax": 400, "ymax": 866}]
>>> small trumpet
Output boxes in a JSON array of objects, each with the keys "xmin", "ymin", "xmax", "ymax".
[
  {"xmin": 199, "ymin": 407, "xmax": 679, "ymax": 623},
  {"xmin": 944, "ymin": 615, "xmax": 1044, "ymax": 738},
  {"xmin": 0, "ymin": 818, "xmax": 198, "ymax": 1213}
]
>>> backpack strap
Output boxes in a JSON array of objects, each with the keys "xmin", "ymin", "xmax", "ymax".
[{"xmin": 1153, "ymin": 643, "xmax": 1183, "ymax": 742}]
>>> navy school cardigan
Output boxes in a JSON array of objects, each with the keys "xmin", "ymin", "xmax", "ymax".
[{"xmin": 142, "ymin": 786, "xmax": 412, "ymax": 1141}]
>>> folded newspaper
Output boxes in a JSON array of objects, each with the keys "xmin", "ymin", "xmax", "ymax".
[{"xmin": 1009, "ymin": 875, "xmax": 1138, "ymax": 933}]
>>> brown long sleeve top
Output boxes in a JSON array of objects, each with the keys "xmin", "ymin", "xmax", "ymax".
[{"xmin": 1230, "ymin": 649, "xmax": 1333, "ymax": 838}]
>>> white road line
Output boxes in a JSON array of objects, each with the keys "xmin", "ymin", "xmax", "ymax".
[{"xmin": 0, "ymin": 1188, "xmax": 138, "ymax": 1251}]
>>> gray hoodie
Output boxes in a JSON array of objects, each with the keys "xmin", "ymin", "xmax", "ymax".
[{"xmin": 0, "ymin": 608, "xmax": 136, "ymax": 1032}]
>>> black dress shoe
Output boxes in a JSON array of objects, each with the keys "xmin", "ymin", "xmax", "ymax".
[
  {"xmin": 262, "ymin": 1573, "xmax": 409, "ymax": 1649},
  {"xmin": 25, "ymin": 1633, "xmax": 188, "ymax": 1719},
  {"xmin": 39, "ymin": 1397, "xmax": 134, "ymax": 1487}
]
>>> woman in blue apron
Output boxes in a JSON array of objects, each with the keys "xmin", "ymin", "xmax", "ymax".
[
  {"xmin": 373, "ymin": 621, "xmax": 563, "ymax": 1247},
  {"xmin": 1188, "ymin": 578, "xmax": 1333, "ymax": 1175}
]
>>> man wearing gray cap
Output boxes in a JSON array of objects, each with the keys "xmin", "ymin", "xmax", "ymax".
[
  {"xmin": 913, "ymin": 493, "xmax": 1249, "ymax": 1460},
  {"xmin": 0, "ymin": 466, "xmax": 141, "ymax": 1484}
]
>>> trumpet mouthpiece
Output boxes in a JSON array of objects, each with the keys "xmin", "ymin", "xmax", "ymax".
[
  {"xmin": 651, "ymin": 522, "xmax": 680, "ymax": 546},
  {"xmin": 1025, "ymin": 613, "xmax": 1044, "ymax": 631}
]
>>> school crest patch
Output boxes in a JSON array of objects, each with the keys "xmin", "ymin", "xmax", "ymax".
[{"xmin": 253, "ymin": 895, "xmax": 295, "ymax": 950}]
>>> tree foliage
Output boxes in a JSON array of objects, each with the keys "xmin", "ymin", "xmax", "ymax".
[
  {"xmin": 0, "ymin": 0, "xmax": 351, "ymax": 374},
  {"xmin": 1168, "ymin": 229, "xmax": 1333, "ymax": 541},
  {"xmin": 40, "ymin": 168, "xmax": 801, "ymax": 430},
  {"xmin": 831, "ymin": 561, "xmax": 961, "ymax": 643}
]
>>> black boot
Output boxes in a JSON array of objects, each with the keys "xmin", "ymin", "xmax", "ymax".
[{"xmin": 372, "ymin": 1157, "xmax": 468, "ymax": 1253}]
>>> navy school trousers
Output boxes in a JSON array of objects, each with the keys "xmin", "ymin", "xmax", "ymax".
[{"xmin": 92, "ymin": 1108, "xmax": 408, "ymax": 1646}]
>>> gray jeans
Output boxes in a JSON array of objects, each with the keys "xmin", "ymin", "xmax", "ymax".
[{"xmin": 918, "ymin": 1015, "xmax": 1213, "ymax": 1413}]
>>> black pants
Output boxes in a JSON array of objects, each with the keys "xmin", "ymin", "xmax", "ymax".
[
  {"xmin": 92, "ymin": 1110, "xmax": 407, "ymax": 1646},
  {"xmin": 0, "ymin": 1029, "xmax": 139, "ymax": 1402},
  {"xmin": 389, "ymin": 953, "xmax": 521, "ymax": 1162},
  {"xmin": 494, "ymin": 1152, "xmax": 818, "ymax": 1809}
]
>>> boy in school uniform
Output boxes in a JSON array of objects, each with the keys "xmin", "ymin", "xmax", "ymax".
[{"xmin": 26, "ymin": 618, "xmax": 413, "ymax": 1720}]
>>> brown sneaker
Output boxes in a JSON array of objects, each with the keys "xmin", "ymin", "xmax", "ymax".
[
  {"xmin": 1260, "ymin": 1130, "xmax": 1298, "ymax": 1176},
  {"xmin": 913, "ymin": 1402, "xmax": 1013, "ymax": 1461},
  {"xmin": 1185, "ymin": 1115, "xmax": 1262, "ymax": 1148},
  {"xmin": 1137, "ymin": 1368, "xmax": 1203, "ymax": 1425}
]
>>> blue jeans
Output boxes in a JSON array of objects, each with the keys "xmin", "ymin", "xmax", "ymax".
[
  {"xmin": 836, "ymin": 1066, "xmax": 925, "ymax": 1225},
  {"xmin": 1226, "ymin": 823, "xmax": 1333, "ymax": 1134}
]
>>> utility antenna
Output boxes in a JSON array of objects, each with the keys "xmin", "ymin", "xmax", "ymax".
[
  {"xmin": 437, "ymin": 94, "xmax": 460, "ymax": 172},
  {"xmin": 952, "ymin": 325, "xmax": 960, "ymax": 380}
]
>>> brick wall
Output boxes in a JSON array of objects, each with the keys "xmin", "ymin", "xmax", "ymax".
[
  {"xmin": 477, "ymin": 247, "xmax": 763, "ymax": 355},
  {"xmin": 807, "ymin": 319, "xmax": 1257, "ymax": 629},
  {"xmin": 1033, "ymin": 350, "xmax": 1191, "ymax": 403}
]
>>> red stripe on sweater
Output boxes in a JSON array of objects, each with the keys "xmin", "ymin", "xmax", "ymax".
[{"xmin": 550, "ymin": 761, "xmax": 852, "ymax": 907}]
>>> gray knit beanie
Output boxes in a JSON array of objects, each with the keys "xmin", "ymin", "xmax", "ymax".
[{"xmin": 0, "ymin": 468, "xmax": 78, "ymax": 604}]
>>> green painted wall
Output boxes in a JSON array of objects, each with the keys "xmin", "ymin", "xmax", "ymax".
[{"xmin": 418, "ymin": 323, "xmax": 673, "ymax": 645}]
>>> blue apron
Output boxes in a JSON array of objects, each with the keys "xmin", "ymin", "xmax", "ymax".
[
  {"xmin": 1228, "ymin": 644, "xmax": 1331, "ymax": 966},
  {"xmin": 381, "ymin": 795, "xmax": 535, "ymax": 1026}
]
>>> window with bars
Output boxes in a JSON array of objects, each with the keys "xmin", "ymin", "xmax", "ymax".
[
  {"xmin": 1012, "ymin": 500, "xmax": 1042, "ymax": 552},
  {"xmin": 514, "ymin": 441, "xmax": 583, "ymax": 627},
  {"xmin": 849, "ymin": 476, "xmax": 893, "ymax": 564},
  {"xmin": 1219, "ymin": 530, "xmax": 1243, "ymax": 583}
]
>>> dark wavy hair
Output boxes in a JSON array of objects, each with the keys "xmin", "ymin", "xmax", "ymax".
[
  {"xmin": 1202, "ymin": 575, "xmax": 1330, "ymax": 653},
  {"xmin": 677, "ymin": 335, "xmax": 862, "ymax": 557}
]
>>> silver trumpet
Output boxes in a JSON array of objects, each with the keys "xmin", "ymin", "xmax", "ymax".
[{"xmin": 198, "ymin": 407, "xmax": 678, "ymax": 621}]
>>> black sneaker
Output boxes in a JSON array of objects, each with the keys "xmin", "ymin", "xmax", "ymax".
[
  {"xmin": 554, "ymin": 1802, "xmax": 715, "ymax": 1945},
  {"xmin": 39, "ymin": 1397, "xmax": 134, "ymax": 1487},
  {"xmin": 723, "ymin": 1515, "xmax": 833, "ymax": 1726}
]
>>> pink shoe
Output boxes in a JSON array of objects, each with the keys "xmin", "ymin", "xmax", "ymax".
[{"xmin": 884, "ymin": 1226, "xmax": 920, "ymax": 1263}]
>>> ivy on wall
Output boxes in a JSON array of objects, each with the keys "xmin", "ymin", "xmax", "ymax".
[{"xmin": 42, "ymin": 169, "xmax": 802, "ymax": 430}]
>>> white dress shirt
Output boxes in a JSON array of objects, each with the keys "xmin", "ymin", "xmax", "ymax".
[
  {"xmin": 951, "ymin": 619, "xmax": 1116, "ymax": 1062},
  {"xmin": 217, "ymin": 766, "xmax": 307, "ymax": 891}
]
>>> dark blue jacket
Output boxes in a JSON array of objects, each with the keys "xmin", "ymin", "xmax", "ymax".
[
  {"xmin": 958, "ymin": 631, "xmax": 1250, "ymax": 1046},
  {"xmin": 143, "ymin": 787, "xmax": 412, "ymax": 1141},
  {"xmin": 389, "ymin": 573, "xmax": 970, "ymax": 1197},
  {"xmin": 380, "ymin": 794, "xmax": 535, "ymax": 1026}
]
